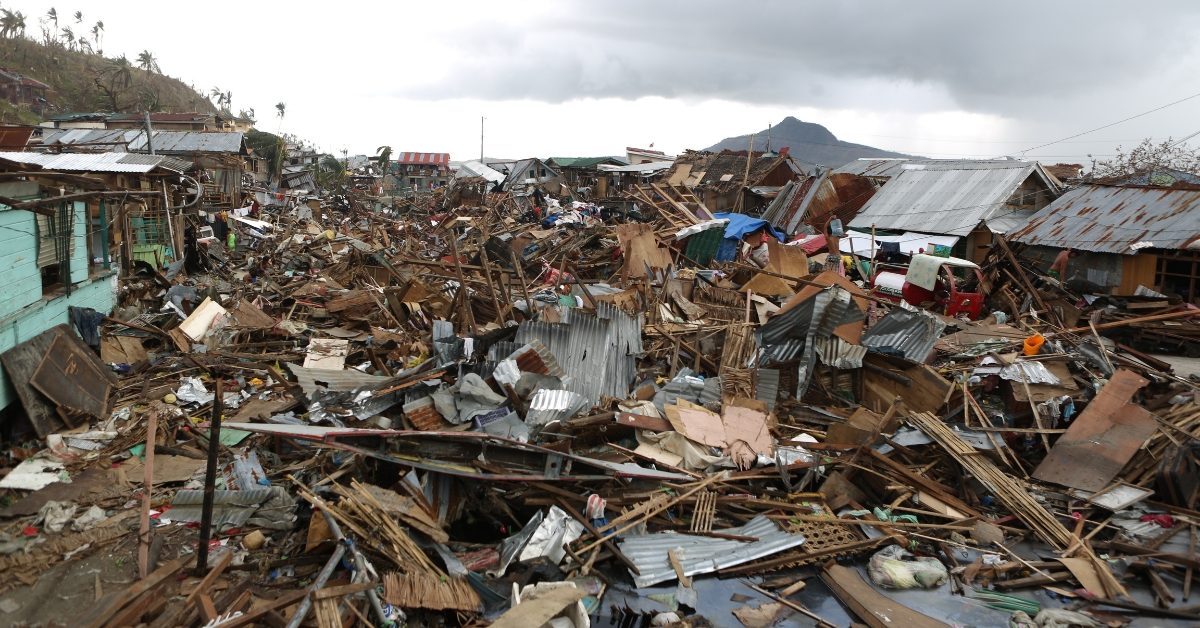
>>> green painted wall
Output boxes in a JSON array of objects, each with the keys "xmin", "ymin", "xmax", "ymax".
[{"xmin": 0, "ymin": 184, "xmax": 118, "ymax": 410}]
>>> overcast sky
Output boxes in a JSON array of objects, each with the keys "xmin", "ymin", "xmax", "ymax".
[{"xmin": 9, "ymin": 1, "xmax": 1200, "ymax": 164}]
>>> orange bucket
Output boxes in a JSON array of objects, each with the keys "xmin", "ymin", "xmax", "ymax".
[{"xmin": 1023, "ymin": 334, "xmax": 1045, "ymax": 356}]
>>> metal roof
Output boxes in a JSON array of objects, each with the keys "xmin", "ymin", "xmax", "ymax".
[
  {"xmin": 454, "ymin": 160, "xmax": 506, "ymax": 183},
  {"xmin": 545, "ymin": 156, "xmax": 625, "ymax": 169},
  {"xmin": 848, "ymin": 160, "xmax": 1058, "ymax": 237},
  {"xmin": 396, "ymin": 152, "xmax": 450, "ymax": 166},
  {"xmin": 619, "ymin": 514, "xmax": 806, "ymax": 587},
  {"xmin": 596, "ymin": 160, "xmax": 674, "ymax": 174},
  {"xmin": 0, "ymin": 150, "xmax": 190, "ymax": 173},
  {"xmin": 38, "ymin": 128, "xmax": 245, "ymax": 155},
  {"xmin": 832, "ymin": 158, "xmax": 913, "ymax": 179},
  {"xmin": 1009, "ymin": 183, "xmax": 1200, "ymax": 253},
  {"xmin": 127, "ymin": 130, "xmax": 245, "ymax": 154}
]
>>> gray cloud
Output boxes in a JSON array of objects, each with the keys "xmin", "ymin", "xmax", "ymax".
[{"xmin": 401, "ymin": 0, "xmax": 1200, "ymax": 116}]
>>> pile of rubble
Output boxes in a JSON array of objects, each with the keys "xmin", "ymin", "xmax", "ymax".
[{"xmin": 0, "ymin": 184, "xmax": 1198, "ymax": 627}]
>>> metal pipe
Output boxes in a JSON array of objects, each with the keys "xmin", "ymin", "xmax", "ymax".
[
  {"xmin": 284, "ymin": 543, "xmax": 348, "ymax": 628},
  {"xmin": 196, "ymin": 377, "xmax": 223, "ymax": 571},
  {"xmin": 99, "ymin": 198, "xmax": 110, "ymax": 270},
  {"xmin": 144, "ymin": 111, "xmax": 155, "ymax": 156},
  {"xmin": 315, "ymin": 505, "xmax": 392, "ymax": 626}
]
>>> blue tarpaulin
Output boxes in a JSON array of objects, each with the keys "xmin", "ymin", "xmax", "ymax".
[{"xmin": 712, "ymin": 213, "xmax": 785, "ymax": 261}]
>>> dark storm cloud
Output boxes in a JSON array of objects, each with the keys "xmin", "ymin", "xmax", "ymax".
[{"xmin": 402, "ymin": 0, "xmax": 1200, "ymax": 112}]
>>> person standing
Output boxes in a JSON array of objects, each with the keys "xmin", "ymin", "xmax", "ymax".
[{"xmin": 1048, "ymin": 248, "xmax": 1078, "ymax": 279}]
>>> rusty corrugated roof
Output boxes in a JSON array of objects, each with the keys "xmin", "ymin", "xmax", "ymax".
[{"xmin": 1010, "ymin": 183, "xmax": 1200, "ymax": 253}]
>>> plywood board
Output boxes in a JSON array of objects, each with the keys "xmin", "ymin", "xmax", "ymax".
[{"xmin": 1032, "ymin": 369, "xmax": 1156, "ymax": 492}]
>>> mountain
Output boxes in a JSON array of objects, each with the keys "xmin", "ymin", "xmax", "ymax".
[
  {"xmin": 0, "ymin": 37, "xmax": 216, "ymax": 125},
  {"xmin": 702, "ymin": 116, "xmax": 910, "ymax": 168}
]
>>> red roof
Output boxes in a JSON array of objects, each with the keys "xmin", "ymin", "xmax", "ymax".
[
  {"xmin": 19, "ymin": 76, "xmax": 49, "ymax": 89},
  {"xmin": 396, "ymin": 152, "xmax": 450, "ymax": 166}
]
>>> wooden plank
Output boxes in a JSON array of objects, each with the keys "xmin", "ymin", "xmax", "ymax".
[
  {"xmin": 821, "ymin": 563, "xmax": 950, "ymax": 628},
  {"xmin": 84, "ymin": 554, "xmax": 190, "ymax": 628},
  {"xmin": 313, "ymin": 582, "xmax": 377, "ymax": 600},
  {"xmin": 1033, "ymin": 370, "xmax": 1157, "ymax": 492},
  {"xmin": 616, "ymin": 412, "xmax": 672, "ymax": 432},
  {"xmin": 207, "ymin": 590, "xmax": 307, "ymax": 628},
  {"xmin": 489, "ymin": 586, "xmax": 585, "ymax": 628}
]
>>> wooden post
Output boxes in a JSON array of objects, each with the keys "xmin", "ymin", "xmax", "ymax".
[
  {"xmin": 447, "ymin": 231, "xmax": 478, "ymax": 335},
  {"xmin": 477, "ymin": 231, "xmax": 508, "ymax": 323},
  {"xmin": 138, "ymin": 409, "xmax": 158, "ymax": 579},
  {"xmin": 510, "ymin": 249, "xmax": 534, "ymax": 318},
  {"xmin": 869, "ymin": 224, "xmax": 877, "ymax": 285},
  {"xmin": 196, "ymin": 377, "xmax": 223, "ymax": 572}
]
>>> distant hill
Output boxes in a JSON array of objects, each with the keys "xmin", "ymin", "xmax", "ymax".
[
  {"xmin": 0, "ymin": 37, "xmax": 215, "ymax": 125},
  {"xmin": 703, "ymin": 116, "xmax": 910, "ymax": 168}
]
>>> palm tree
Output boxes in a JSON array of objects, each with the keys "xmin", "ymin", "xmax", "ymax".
[
  {"xmin": 275, "ymin": 102, "xmax": 286, "ymax": 133},
  {"xmin": 13, "ymin": 11, "xmax": 26, "ymax": 38},
  {"xmin": 61, "ymin": 26, "xmax": 73, "ymax": 51},
  {"xmin": 209, "ymin": 86, "xmax": 223, "ymax": 108},
  {"xmin": 92, "ymin": 20, "xmax": 102, "ymax": 51},
  {"xmin": 40, "ymin": 8, "xmax": 57, "ymax": 44},
  {"xmin": 0, "ymin": 10, "xmax": 17, "ymax": 38},
  {"xmin": 73, "ymin": 10, "xmax": 81, "ymax": 24},
  {"xmin": 136, "ymin": 50, "xmax": 160, "ymax": 73},
  {"xmin": 109, "ymin": 54, "xmax": 133, "ymax": 89},
  {"xmin": 375, "ymin": 145, "xmax": 393, "ymax": 175}
]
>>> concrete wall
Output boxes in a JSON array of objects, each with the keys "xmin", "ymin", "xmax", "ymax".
[{"xmin": 0, "ymin": 183, "xmax": 118, "ymax": 410}]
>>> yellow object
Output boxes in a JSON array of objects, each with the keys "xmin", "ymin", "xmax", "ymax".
[
  {"xmin": 1023, "ymin": 334, "xmax": 1045, "ymax": 356},
  {"xmin": 324, "ymin": 229, "xmax": 336, "ymax": 240},
  {"xmin": 242, "ymin": 530, "xmax": 266, "ymax": 550},
  {"xmin": 249, "ymin": 378, "xmax": 265, "ymax": 387},
  {"xmin": 163, "ymin": 393, "xmax": 177, "ymax": 404}
]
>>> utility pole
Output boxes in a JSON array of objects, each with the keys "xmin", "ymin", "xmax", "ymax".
[
  {"xmin": 144, "ymin": 111, "xmax": 155, "ymax": 155},
  {"xmin": 480, "ymin": 116, "xmax": 485, "ymax": 162}
]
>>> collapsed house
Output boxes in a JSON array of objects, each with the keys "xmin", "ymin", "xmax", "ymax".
[
  {"xmin": 1011, "ymin": 181, "xmax": 1200, "ymax": 301},
  {"xmin": 663, "ymin": 149, "xmax": 808, "ymax": 213},
  {"xmin": 848, "ymin": 159, "xmax": 1061, "ymax": 263}
]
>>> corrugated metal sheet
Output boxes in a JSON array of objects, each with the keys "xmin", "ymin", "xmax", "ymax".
[
  {"xmin": 759, "ymin": 338, "xmax": 804, "ymax": 365},
  {"xmin": 397, "ymin": 152, "xmax": 450, "ymax": 166},
  {"xmin": 517, "ymin": 303, "xmax": 641, "ymax": 407},
  {"xmin": 127, "ymin": 130, "xmax": 245, "ymax": 154},
  {"xmin": 525, "ymin": 389, "xmax": 588, "ymax": 426},
  {"xmin": 756, "ymin": 368, "xmax": 780, "ymax": 410},
  {"xmin": 169, "ymin": 487, "xmax": 285, "ymax": 530},
  {"xmin": 832, "ymin": 158, "xmax": 915, "ymax": 179},
  {"xmin": 999, "ymin": 361, "xmax": 1061, "ymax": 385},
  {"xmin": 849, "ymin": 160, "xmax": 1058, "ymax": 237},
  {"xmin": 861, "ymin": 306, "xmax": 946, "ymax": 362},
  {"xmin": 0, "ymin": 150, "xmax": 191, "ymax": 173},
  {"xmin": 813, "ymin": 335, "xmax": 866, "ymax": 369},
  {"xmin": 35, "ymin": 128, "xmax": 243, "ymax": 155},
  {"xmin": 286, "ymin": 363, "xmax": 391, "ymax": 396},
  {"xmin": 698, "ymin": 376, "xmax": 722, "ymax": 406},
  {"xmin": 39, "ymin": 128, "xmax": 139, "ymax": 150},
  {"xmin": 758, "ymin": 285, "xmax": 864, "ymax": 346},
  {"xmin": 619, "ymin": 514, "xmax": 806, "ymax": 587},
  {"xmin": 1009, "ymin": 183, "xmax": 1200, "ymax": 253}
]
